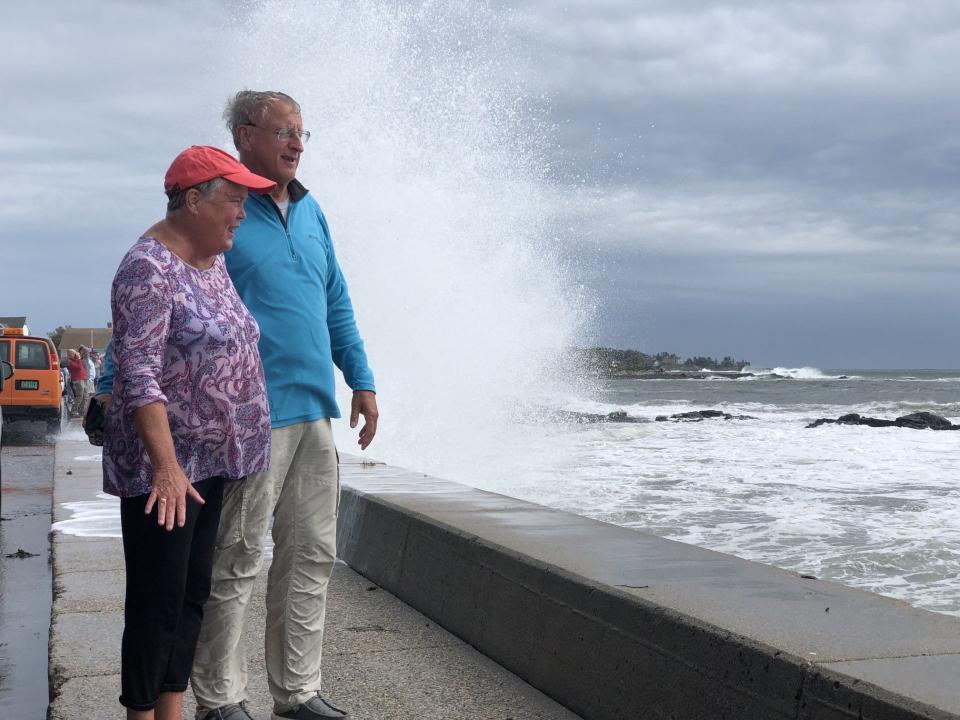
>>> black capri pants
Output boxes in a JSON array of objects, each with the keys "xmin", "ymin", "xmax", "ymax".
[{"xmin": 119, "ymin": 475, "xmax": 225, "ymax": 710}]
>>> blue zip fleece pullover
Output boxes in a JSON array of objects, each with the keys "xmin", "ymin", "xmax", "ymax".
[
  {"xmin": 96, "ymin": 339, "xmax": 114, "ymax": 395},
  {"xmin": 226, "ymin": 179, "xmax": 375, "ymax": 428}
]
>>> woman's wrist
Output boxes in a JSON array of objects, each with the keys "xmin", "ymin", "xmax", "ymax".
[{"xmin": 151, "ymin": 461, "xmax": 181, "ymax": 475}]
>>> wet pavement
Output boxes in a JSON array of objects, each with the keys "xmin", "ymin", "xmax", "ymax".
[{"xmin": 0, "ymin": 421, "xmax": 56, "ymax": 720}]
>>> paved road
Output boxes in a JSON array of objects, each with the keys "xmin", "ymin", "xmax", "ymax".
[{"xmin": 0, "ymin": 421, "xmax": 56, "ymax": 720}]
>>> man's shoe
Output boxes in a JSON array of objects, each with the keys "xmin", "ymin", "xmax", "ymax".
[
  {"xmin": 272, "ymin": 693, "xmax": 348, "ymax": 720},
  {"xmin": 198, "ymin": 702, "xmax": 257, "ymax": 720}
]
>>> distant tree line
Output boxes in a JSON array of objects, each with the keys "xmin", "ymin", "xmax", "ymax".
[
  {"xmin": 48, "ymin": 325, "xmax": 71, "ymax": 348},
  {"xmin": 573, "ymin": 347, "xmax": 750, "ymax": 373}
]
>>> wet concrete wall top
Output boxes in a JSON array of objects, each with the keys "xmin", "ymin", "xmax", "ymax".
[{"xmin": 336, "ymin": 455, "xmax": 960, "ymax": 720}]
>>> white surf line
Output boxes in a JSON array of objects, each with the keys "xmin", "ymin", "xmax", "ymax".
[{"xmin": 53, "ymin": 493, "xmax": 121, "ymax": 538}]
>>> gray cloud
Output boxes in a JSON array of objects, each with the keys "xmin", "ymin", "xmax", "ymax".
[
  {"xmin": 514, "ymin": 0, "xmax": 960, "ymax": 196},
  {"xmin": 2, "ymin": 0, "xmax": 958, "ymax": 367},
  {"xmin": 497, "ymin": 1, "xmax": 960, "ymax": 365},
  {"xmin": 0, "ymin": 1, "xmax": 232, "ymax": 335}
]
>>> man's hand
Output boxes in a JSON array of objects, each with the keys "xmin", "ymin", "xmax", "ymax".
[{"xmin": 349, "ymin": 390, "xmax": 378, "ymax": 450}]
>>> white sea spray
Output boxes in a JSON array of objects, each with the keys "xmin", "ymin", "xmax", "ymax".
[{"xmin": 212, "ymin": 1, "xmax": 592, "ymax": 482}]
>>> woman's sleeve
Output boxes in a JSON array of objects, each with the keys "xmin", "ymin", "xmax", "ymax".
[{"xmin": 110, "ymin": 255, "xmax": 173, "ymax": 411}]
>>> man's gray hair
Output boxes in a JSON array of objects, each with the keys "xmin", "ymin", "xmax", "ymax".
[
  {"xmin": 166, "ymin": 177, "xmax": 224, "ymax": 212},
  {"xmin": 224, "ymin": 90, "xmax": 301, "ymax": 149}
]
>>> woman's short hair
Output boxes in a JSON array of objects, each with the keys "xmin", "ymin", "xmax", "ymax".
[{"xmin": 165, "ymin": 177, "xmax": 224, "ymax": 212}]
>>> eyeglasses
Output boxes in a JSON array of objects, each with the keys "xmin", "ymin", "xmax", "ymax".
[{"xmin": 245, "ymin": 123, "xmax": 311, "ymax": 143}]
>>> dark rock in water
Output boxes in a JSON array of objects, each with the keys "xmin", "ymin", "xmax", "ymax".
[
  {"xmin": 847, "ymin": 413, "xmax": 895, "ymax": 428},
  {"xmin": 605, "ymin": 410, "xmax": 646, "ymax": 423},
  {"xmin": 556, "ymin": 407, "xmax": 757, "ymax": 424},
  {"xmin": 658, "ymin": 410, "xmax": 715, "ymax": 421},
  {"xmin": 686, "ymin": 410, "xmax": 725, "ymax": 419},
  {"xmin": 657, "ymin": 409, "xmax": 757, "ymax": 423},
  {"xmin": 896, "ymin": 411, "xmax": 955, "ymax": 430},
  {"xmin": 554, "ymin": 409, "xmax": 647, "ymax": 424},
  {"xmin": 806, "ymin": 413, "xmax": 896, "ymax": 429},
  {"xmin": 807, "ymin": 411, "xmax": 958, "ymax": 430}
]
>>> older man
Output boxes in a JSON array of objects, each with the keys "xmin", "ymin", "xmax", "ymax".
[
  {"xmin": 66, "ymin": 348, "xmax": 88, "ymax": 416},
  {"xmin": 191, "ymin": 91, "xmax": 378, "ymax": 720}
]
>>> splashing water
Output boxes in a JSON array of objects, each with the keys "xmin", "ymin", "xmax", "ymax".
[
  {"xmin": 213, "ymin": 1, "xmax": 591, "ymax": 481},
  {"xmin": 762, "ymin": 367, "xmax": 840, "ymax": 380}
]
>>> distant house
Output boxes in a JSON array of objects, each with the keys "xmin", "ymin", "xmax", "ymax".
[
  {"xmin": 59, "ymin": 326, "xmax": 113, "ymax": 355},
  {"xmin": 0, "ymin": 316, "xmax": 29, "ymax": 335}
]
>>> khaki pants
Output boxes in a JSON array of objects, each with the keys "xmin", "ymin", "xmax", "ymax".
[
  {"xmin": 71, "ymin": 380, "xmax": 87, "ymax": 416},
  {"xmin": 191, "ymin": 419, "xmax": 340, "ymax": 714}
]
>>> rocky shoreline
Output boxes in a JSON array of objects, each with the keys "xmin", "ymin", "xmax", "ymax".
[
  {"xmin": 805, "ymin": 411, "xmax": 959, "ymax": 431},
  {"xmin": 610, "ymin": 370, "xmax": 754, "ymax": 380},
  {"xmin": 655, "ymin": 410, "xmax": 757, "ymax": 422},
  {"xmin": 557, "ymin": 408, "xmax": 957, "ymax": 430},
  {"xmin": 606, "ymin": 370, "xmax": 853, "ymax": 381}
]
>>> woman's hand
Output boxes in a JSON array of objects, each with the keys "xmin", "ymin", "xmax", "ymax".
[
  {"xmin": 145, "ymin": 464, "xmax": 205, "ymax": 530},
  {"xmin": 132, "ymin": 401, "xmax": 204, "ymax": 530}
]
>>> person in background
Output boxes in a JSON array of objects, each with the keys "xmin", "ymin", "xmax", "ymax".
[
  {"xmin": 66, "ymin": 348, "xmax": 87, "ymax": 416},
  {"xmin": 190, "ymin": 90, "xmax": 378, "ymax": 720},
  {"xmin": 103, "ymin": 145, "xmax": 275, "ymax": 720},
  {"xmin": 83, "ymin": 343, "xmax": 114, "ymax": 446},
  {"xmin": 81, "ymin": 345, "xmax": 97, "ymax": 396},
  {"xmin": 95, "ymin": 342, "xmax": 113, "ymax": 403},
  {"xmin": 61, "ymin": 363, "xmax": 74, "ymax": 415}
]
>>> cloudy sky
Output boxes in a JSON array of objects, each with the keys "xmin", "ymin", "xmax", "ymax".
[{"xmin": 2, "ymin": 0, "xmax": 958, "ymax": 368}]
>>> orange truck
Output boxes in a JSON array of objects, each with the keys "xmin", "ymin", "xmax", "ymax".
[{"xmin": 0, "ymin": 326, "xmax": 66, "ymax": 433}]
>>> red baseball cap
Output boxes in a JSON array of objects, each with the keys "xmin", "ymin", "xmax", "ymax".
[{"xmin": 164, "ymin": 145, "xmax": 275, "ymax": 196}]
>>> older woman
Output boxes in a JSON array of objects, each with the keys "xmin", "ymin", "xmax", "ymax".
[{"xmin": 103, "ymin": 146, "xmax": 275, "ymax": 720}]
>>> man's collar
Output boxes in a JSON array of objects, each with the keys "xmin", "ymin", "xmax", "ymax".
[{"xmin": 287, "ymin": 178, "xmax": 308, "ymax": 202}]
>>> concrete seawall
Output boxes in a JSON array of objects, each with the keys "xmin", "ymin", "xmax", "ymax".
[{"xmin": 336, "ymin": 456, "xmax": 960, "ymax": 720}]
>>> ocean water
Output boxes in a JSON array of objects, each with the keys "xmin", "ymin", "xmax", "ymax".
[
  {"xmin": 57, "ymin": 368, "xmax": 960, "ymax": 617},
  {"xmin": 439, "ymin": 368, "xmax": 960, "ymax": 617}
]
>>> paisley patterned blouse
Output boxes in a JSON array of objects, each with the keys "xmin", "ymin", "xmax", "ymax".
[{"xmin": 103, "ymin": 236, "xmax": 271, "ymax": 497}]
